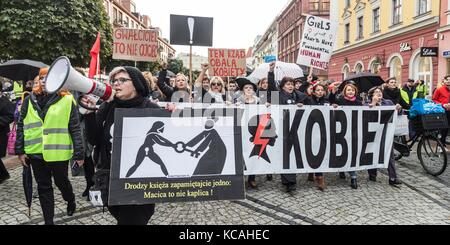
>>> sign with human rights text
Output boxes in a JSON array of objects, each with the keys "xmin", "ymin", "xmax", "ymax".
[{"xmin": 296, "ymin": 15, "xmax": 338, "ymax": 70}]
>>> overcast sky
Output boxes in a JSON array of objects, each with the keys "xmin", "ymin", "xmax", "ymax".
[{"xmin": 133, "ymin": 0, "xmax": 290, "ymax": 57}]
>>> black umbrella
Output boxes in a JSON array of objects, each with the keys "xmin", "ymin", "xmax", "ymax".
[
  {"xmin": 22, "ymin": 166, "xmax": 33, "ymax": 217},
  {"xmin": 0, "ymin": 59, "xmax": 47, "ymax": 81},
  {"xmin": 340, "ymin": 72, "xmax": 385, "ymax": 94}
]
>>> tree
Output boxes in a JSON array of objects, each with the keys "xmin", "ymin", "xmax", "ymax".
[
  {"xmin": 0, "ymin": 0, "xmax": 113, "ymax": 67},
  {"xmin": 168, "ymin": 59, "xmax": 184, "ymax": 74}
]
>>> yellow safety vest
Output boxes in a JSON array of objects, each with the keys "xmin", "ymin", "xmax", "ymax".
[
  {"xmin": 23, "ymin": 95, "xmax": 75, "ymax": 162},
  {"xmin": 13, "ymin": 81, "xmax": 23, "ymax": 99},
  {"xmin": 400, "ymin": 89, "xmax": 419, "ymax": 106}
]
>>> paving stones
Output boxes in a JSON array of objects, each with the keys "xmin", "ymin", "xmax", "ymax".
[{"xmin": 2, "ymin": 155, "xmax": 450, "ymax": 225}]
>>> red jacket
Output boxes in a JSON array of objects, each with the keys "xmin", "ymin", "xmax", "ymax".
[{"xmin": 432, "ymin": 86, "xmax": 450, "ymax": 109}]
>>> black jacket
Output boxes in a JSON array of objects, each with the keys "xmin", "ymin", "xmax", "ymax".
[
  {"xmin": 15, "ymin": 93, "xmax": 84, "ymax": 160},
  {"xmin": 329, "ymin": 93, "xmax": 362, "ymax": 106},
  {"xmin": 0, "ymin": 96, "xmax": 15, "ymax": 157},
  {"xmin": 257, "ymin": 71, "xmax": 278, "ymax": 104},
  {"xmin": 85, "ymin": 99, "xmax": 160, "ymax": 170},
  {"xmin": 309, "ymin": 95, "xmax": 328, "ymax": 106},
  {"xmin": 383, "ymin": 88, "xmax": 401, "ymax": 106}
]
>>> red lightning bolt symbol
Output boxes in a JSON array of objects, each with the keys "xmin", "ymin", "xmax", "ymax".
[{"xmin": 254, "ymin": 114, "xmax": 271, "ymax": 158}]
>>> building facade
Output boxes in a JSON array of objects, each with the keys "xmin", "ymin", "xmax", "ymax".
[
  {"xmin": 177, "ymin": 53, "xmax": 208, "ymax": 72},
  {"xmin": 438, "ymin": 0, "xmax": 450, "ymax": 81},
  {"xmin": 329, "ymin": 0, "xmax": 440, "ymax": 93},
  {"xmin": 277, "ymin": 0, "xmax": 330, "ymax": 63},
  {"xmin": 252, "ymin": 18, "xmax": 278, "ymax": 69},
  {"xmin": 103, "ymin": 0, "xmax": 175, "ymax": 62}
]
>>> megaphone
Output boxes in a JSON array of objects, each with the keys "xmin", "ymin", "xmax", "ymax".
[{"xmin": 45, "ymin": 56, "xmax": 113, "ymax": 110}]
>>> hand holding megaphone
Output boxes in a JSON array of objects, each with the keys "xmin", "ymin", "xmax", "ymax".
[{"xmin": 44, "ymin": 56, "xmax": 114, "ymax": 110}]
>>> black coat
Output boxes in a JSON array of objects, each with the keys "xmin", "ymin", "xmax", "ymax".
[
  {"xmin": 14, "ymin": 93, "xmax": 85, "ymax": 160},
  {"xmin": 85, "ymin": 98, "xmax": 160, "ymax": 170},
  {"xmin": 0, "ymin": 96, "xmax": 15, "ymax": 157},
  {"xmin": 266, "ymin": 71, "xmax": 309, "ymax": 105},
  {"xmin": 309, "ymin": 95, "xmax": 328, "ymax": 106},
  {"xmin": 383, "ymin": 88, "xmax": 401, "ymax": 105}
]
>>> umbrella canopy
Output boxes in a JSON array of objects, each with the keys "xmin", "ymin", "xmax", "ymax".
[
  {"xmin": 0, "ymin": 59, "xmax": 47, "ymax": 81},
  {"xmin": 248, "ymin": 61, "xmax": 304, "ymax": 82},
  {"xmin": 340, "ymin": 72, "xmax": 385, "ymax": 94},
  {"xmin": 22, "ymin": 166, "xmax": 33, "ymax": 217}
]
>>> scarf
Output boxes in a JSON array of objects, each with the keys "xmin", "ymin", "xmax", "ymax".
[
  {"xmin": 344, "ymin": 96, "xmax": 356, "ymax": 102},
  {"xmin": 113, "ymin": 95, "xmax": 145, "ymax": 108}
]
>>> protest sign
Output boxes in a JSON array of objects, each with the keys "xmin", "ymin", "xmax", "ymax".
[
  {"xmin": 296, "ymin": 15, "xmax": 338, "ymax": 70},
  {"xmin": 208, "ymin": 48, "xmax": 246, "ymax": 77},
  {"xmin": 113, "ymin": 28, "xmax": 159, "ymax": 62}
]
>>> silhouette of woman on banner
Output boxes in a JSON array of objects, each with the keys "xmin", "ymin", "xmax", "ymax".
[
  {"xmin": 186, "ymin": 117, "xmax": 227, "ymax": 176},
  {"xmin": 126, "ymin": 121, "xmax": 173, "ymax": 178}
]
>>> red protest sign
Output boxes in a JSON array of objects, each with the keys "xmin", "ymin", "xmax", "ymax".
[
  {"xmin": 113, "ymin": 28, "xmax": 159, "ymax": 62},
  {"xmin": 208, "ymin": 48, "xmax": 246, "ymax": 77}
]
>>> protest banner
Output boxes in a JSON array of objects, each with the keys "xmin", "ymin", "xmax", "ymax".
[
  {"xmin": 109, "ymin": 108, "xmax": 245, "ymax": 206},
  {"xmin": 113, "ymin": 28, "xmax": 159, "ymax": 62},
  {"xmin": 109, "ymin": 105, "xmax": 398, "ymax": 205},
  {"xmin": 241, "ymin": 105, "xmax": 397, "ymax": 175},
  {"xmin": 296, "ymin": 15, "xmax": 338, "ymax": 70},
  {"xmin": 208, "ymin": 48, "xmax": 246, "ymax": 77}
]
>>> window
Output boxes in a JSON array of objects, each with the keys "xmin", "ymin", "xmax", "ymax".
[
  {"xmin": 342, "ymin": 65, "xmax": 350, "ymax": 80},
  {"xmin": 389, "ymin": 57, "xmax": 402, "ymax": 82},
  {"xmin": 345, "ymin": 23, "xmax": 350, "ymax": 44},
  {"xmin": 392, "ymin": 0, "xmax": 402, "ymax": 25},
  {"xmin": 113, "ymin": 7, "xmax": 117, "ymax": 21},
  {"xmin": 373, "ymin": 8, "xmax": 380, "ymax": 33},
  {"xmin": 125, "ymin": 17, "xmax": 129, "ymax": 27},
  {"xmin": 355, "ymin": 63, "xmax": 363, "ymax": 74},
  {"xmin": 345, "ymin": 0, "xmax": 350, "ymax": 8},
  {"xmin": 119, "ymin": 12, "xmax": 123, "ymax": 23},
  {"xmin": 370, "ymin": 60, "xmax": 381, "ymax": 74},
  {"xmin": 417, "ymin": 0, "xmax": 429, "ymax": 15},
  {"xmin": 357, "ymin": 16, "xmax": 364, "ymax": 39},
  {"xmin": 413, "ymin": 56, "xmax": 432, "ymax": 91}
]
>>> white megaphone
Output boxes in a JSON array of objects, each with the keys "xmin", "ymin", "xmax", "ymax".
[{"xmin": 45, "ymin": 56, "xmax": 113, "ymax": 110}]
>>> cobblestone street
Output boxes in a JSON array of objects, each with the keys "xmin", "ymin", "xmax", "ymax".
[{"xmin": 1, "ymin": 153, "xmax": 450, "ymax": 225}]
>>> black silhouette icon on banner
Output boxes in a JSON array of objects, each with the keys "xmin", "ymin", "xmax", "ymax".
[
  {"xmin": 126, "ymin": 122, "xmax": 173, "ymax": 178},
  {"xmin": 248, "ymin": 114, "xmax": 277, "ymax": 163},
  {"xmin": 177, "ymin": 117, "xmax": 227, "ymax": 175}
]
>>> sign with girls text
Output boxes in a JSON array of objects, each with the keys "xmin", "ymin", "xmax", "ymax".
[
  {"xmin": 113, "ymin": 28, "xmax": 159, "ymax": 62},
  {"xmin": 296, "ymin": 15, "xmax": 338, "ymax": 70},
  {"xmin": 109, "ymin": 108, "xmax": 245, "ymax": 206},
  {"xmin": 208, "ymin": 48, "xmax": 247, "ymax": 77}
]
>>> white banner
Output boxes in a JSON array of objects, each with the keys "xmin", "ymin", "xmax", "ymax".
[
  {"xmin": 241, "ymin": 105, "xmax": 397, "ymax": 175},
  {"xmin": 296, "ymin": 15, "xmax": 338, "ymax": 70}
]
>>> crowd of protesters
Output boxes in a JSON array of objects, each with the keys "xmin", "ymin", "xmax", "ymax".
[{"xmin": 1, "ymin": 60, "xmax": 450, "ymax": 225}]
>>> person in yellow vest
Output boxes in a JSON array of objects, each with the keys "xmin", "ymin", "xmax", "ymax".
[
  {"xmin": 400, "ymin": 79, "xmax": 419, "ymax": 110},
  {"xmin": 14, "ymin": 67, "xmax": 84, "ymax": 225},
  {"xmin": 415, "ymin": 79, "xmax": 429, "ymax": 98},
  {"xmin": 13, "ymin": 81, "xmax": 23, "ymax": 101}
]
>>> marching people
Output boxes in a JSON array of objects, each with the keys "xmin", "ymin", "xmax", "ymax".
[
  {"xmin": 400, "ymin": 79, "xmax": 418, "ymax": 110},
  {"xmin": 15, "ymin": 67, "xmax": 84, "ymax": 225},
  {"xmin": 329, "ymin": 82, "xmax": 361, "ymax": 189},
  {"xmin": 432, "ymin": 75, "xmax": 450, "ymax": 149},
  {"xmin": 268, "ymin": 62, "xmax": 310, "ymax": 193},
  {"xmin": 307, "ymin": 83, "xmax": 329, "ymax": 191},
  {"xmin": 195, "ymin": 64, "xmax": 227, "ymax": 104},
  {"xmin": 383, "ymin": 77, "xmax": 402, "ymax": 106},
  {"xmin": 82, "ymin": 66, "xmax": 171, "ymax": 225},
  {"xmin": 226, "ymin": 79, "xmax": 239, "ymax": 103},
  {"xmin": 0, "ymin": 82, "xmax": 15, "ymax": 183},
  {"xmin": 366, "ymin": 86, "xmax": 403, "ymax": 186},
  {"xmin": 143, "ymin": 71, "xmax": 164, "ymax": 102},
  {"xmin": 157, "ymin": 64, "xmax": 191, "ymax": 103},
  {"xmin": 415, "ymin": 79, "xmax": 429, "ymax": 99}
]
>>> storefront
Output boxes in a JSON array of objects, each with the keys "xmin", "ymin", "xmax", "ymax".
[{"xmin": 329, "ymin": 24, "xmax": 439, "ymax": 94}]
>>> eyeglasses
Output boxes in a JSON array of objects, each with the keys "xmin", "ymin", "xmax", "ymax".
[
  {"xmin": 111, "ymin": 77, "xmax": 132, "ymax": 85},
  {"xmin": 211, "ymin": 83, "xmax": 222, "ymax": 87},
  {"xmin": 39, "ymin": 76, "xmax": 46, "ymax": 80}
]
